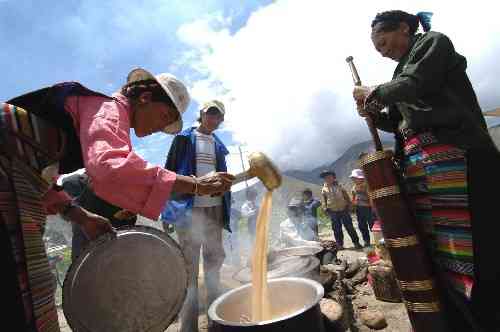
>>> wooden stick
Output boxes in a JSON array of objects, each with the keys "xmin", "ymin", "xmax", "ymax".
[{"xmin": 345, "ymin": 56, "xmax": 383, "ymax": 151}]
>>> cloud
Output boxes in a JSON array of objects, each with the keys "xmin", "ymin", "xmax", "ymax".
[
  {"xmin": 132, "ymin": 133, "xmax": 172, "ymax": 167},
  {"xmin": 177, "ymin": 0, "xmax": 500, "ymax": 170}
]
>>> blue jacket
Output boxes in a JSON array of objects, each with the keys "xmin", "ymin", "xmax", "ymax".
[{"xmin": 160, "ymin": 127, "xmax": 232, "ymax": 230}]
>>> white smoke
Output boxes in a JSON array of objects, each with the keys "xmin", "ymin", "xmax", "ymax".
[{"xmin": 177, "ymin": 0, "xmax": 500, "ymax": 171}]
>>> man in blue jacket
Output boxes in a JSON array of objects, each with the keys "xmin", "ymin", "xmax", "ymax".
[{"xmin": 161, "ymin": 100, "xmax": 231, "ymax": 332}]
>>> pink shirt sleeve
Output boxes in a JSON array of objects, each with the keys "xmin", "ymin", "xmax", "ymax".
[{"xmin": 65, "ymin": 94, "xmax": 176, "ymax": 220}]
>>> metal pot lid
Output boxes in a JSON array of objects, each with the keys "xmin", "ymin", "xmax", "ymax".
[
  {"xmin": 233, "ymin": 256, "xmax": 320, "ymax": 283},
  {"xmin": 63, "ymin": 226, "xmax": 188, "ymax": 332}
]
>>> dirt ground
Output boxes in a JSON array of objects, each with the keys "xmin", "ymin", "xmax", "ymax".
[
  {"xmin": 57, "ymin": 226, "xmax": 411, "ymax": 331},
  {"xmin": 163, "ymin": 250, "xmax": 412, "ymax": 332}
]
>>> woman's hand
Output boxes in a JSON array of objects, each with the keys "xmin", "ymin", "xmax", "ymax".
[
  {"xmin": 67, "ymin": 206, "xmax": 115, "ymax": 240},
  {"xmin": 196, "ymin": 172, "xmax": 235, "ymax": 196},
  {"xmin": 352, "ymin": 85, "xmax": 374, "ymax": 117}
]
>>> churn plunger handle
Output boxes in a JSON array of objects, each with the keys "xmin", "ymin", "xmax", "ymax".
[{"xmin": 346, "ymin": 56, "xmax": 383, "ymax": 151}]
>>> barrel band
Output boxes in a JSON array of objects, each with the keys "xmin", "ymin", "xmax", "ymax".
[
  {"xmin": 398, "ymin": 279, "xmax": 434, "ymax": 291},
  {"xmin": 358, "ymin": 150, "xmax": 393, "ymax": 167},
  {"xmin": 368, "ymin": 185, "xmax": 400, "ymax": 200},
  {"xmin": 385, "ymin": 235, "xmax": 419, "ymax": 248},
  {"xmin": 404, "ymin": 301, "xmax": 441, "ymax": 313}
]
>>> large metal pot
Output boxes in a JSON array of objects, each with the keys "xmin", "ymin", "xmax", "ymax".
[{"xmin": 208, "ymin": 277, "xmax": 325, "ymax": 332}]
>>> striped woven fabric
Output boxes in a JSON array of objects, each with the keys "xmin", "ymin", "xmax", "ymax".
[
  {"xmin": 1, "ymin": 102, "xmax": 62, "ymax": 332},
  {"xmin": 403, "ymin": 132, "xmax": 474, "ymax": 300},
  {"xmin": 1, "ymin": 103, "xmax": 63, "ymax": 173}
]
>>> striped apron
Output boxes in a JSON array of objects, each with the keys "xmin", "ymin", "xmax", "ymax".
[
  {"xmin": 1, "ymin": 102, "xmax": 64, "ymax": 331},
  {"xmin": 403, "ymin": 131, "xmax": 473, "ymax": 300}
]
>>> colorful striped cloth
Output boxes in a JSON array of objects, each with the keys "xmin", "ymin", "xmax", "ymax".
[
  {"xmin": 403, "ymin": 132, "xmax": 474, "ymax": 300},
  {"xmin": 1, "ymin": 103, "xmax": 64, "ymax": 174},
  {"xmin": 1, "ymin": 102, "xmax": 62, "ymax": 332}
]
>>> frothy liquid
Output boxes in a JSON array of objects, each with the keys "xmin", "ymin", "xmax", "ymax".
[{"xmin": 251, "ymin": 191, "xmax": 273, "ymax": 322}]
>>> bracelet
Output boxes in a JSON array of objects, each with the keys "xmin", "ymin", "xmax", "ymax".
[{"xmin": 190, "ymin": 175, "xmax": 199, "ymax": 195}]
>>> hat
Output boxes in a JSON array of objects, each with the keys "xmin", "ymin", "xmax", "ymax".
[
  {"xmin": 200, "ymin": 100, "xmax": 225, "ymax": 115},
  {"xmin": 349, "ymin": 169, "xmax": 365, "ymax": 179},
  {"xmin": 127, "ymin": 68, "xmax": 190, "ymax": 134},
  {"xmin": 319, "ymin": 169, "xmax": 336, "ymax": 178}
]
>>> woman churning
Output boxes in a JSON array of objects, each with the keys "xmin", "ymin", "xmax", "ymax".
[
  {"xmin": 1, "ymin": 68, "xmax": 233, "ymax": 331},
  {"xmin": 353, "ymin": 10, "xmax": 500, "ymax": 331}
]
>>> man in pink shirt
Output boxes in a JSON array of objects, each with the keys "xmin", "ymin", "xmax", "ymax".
[{"xmin": 1, "ymin": 68, "xmax": 234, "ymax": 330}]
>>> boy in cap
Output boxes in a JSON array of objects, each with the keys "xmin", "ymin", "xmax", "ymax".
[
  {"xmin": 320, "ymin": 170, "xmax": 362, "ymax": 250},
  {"xmin": 350, "ymin": 168, "xmax": 373, "ymax": 247},
  {"xmin": 161, "ymin": 100, "xmax": 231, "ymax": 332}
]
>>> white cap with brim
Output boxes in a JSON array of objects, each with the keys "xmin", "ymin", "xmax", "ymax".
[
  {"xmin": 200, "ymin": 100, "xmax": 225, "ymax": 115},
  {"xmin": 126, "ymin": 68, "xmax": 191, "ymax": 134}
]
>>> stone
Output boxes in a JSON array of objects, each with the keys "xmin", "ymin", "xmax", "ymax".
[
  {"xmin": 320, "ymin": 298, "xmax": 343, "ymax": 323},
  {"xmin": 359, "ymin": 309, "xmax": 388, "ymax": 330}
]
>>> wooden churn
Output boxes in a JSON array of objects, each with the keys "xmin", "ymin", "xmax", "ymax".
[{"xmin": 346, "ymin": 56, "xmax": 448, "ymax": 331}]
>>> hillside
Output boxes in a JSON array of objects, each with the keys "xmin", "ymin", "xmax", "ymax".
[{"xmin": 285, "ymin": 139, "xmax": 393, "ymax": 188}]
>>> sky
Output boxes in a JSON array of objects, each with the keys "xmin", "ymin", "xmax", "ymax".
[{"xmin": 2, "ymin": 0, "xmax": 500, "ymax": 175}]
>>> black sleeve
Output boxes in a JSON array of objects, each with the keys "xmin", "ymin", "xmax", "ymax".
[
  {"xmin": 371, "ymin": 110, "xmax": 398, "ymax": 133},
  {"xmin": 372, "ymin": 32, "xmax": 455, "ymax": 106}
]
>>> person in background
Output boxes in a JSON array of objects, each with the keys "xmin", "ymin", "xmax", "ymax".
[
  {"xmin": 350, "ymin": 168, "xmax": 373, "ymax": 247},
  {"xmin": 161, "ymin": 100, "xmax": 231, "ymax": 332},
  {"xmin": 241, "ymin": 187, "xmax": 259, "ymax": 241},
  {"xmin": 280, "ymin": 197, "xmax": 319, "ymax": 247},
  {"xmin": 302, "ymin": 188, "xmax": 321, "ymax": 237},
  {"xmin": 320, "ymin": 169, "xmax": 362, "ymax": 250},
  {"xmin": 352, "ymin": 10, "xmax": 500, "ymax": 330},
  {"xmin": 227, "ymin": 198, "xmax": 242, "ymax": 266}
]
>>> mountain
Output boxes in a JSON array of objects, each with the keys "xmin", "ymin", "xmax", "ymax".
[
  {"xmin": 286, "ymin": 124, "xmax": 500, "ymax": 189},
  {"xmin": 285, "ymin": 139, "xmax": 393, "ymax": 188}
]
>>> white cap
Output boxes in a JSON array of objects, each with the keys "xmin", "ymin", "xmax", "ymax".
[
  {"xmin": 126, "ymin": 68, "xmax": 190, "ymax": 134},
  {"xmin": 349, "ymin": 168, "xmax": 365, "ymax": 179},
  {"xmin": 200, "ymin": 100, "xmax": 225, "ymax": 115}
]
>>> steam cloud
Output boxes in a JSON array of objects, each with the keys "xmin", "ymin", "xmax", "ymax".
[{"xmin": 177, "ymin": 0, "xmax": 500, "ymax": 171}]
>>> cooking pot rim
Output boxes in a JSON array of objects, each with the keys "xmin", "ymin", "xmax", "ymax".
[{"xmin": 208, "ymin": 277, "xmax": 324, "ymax": 326}]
